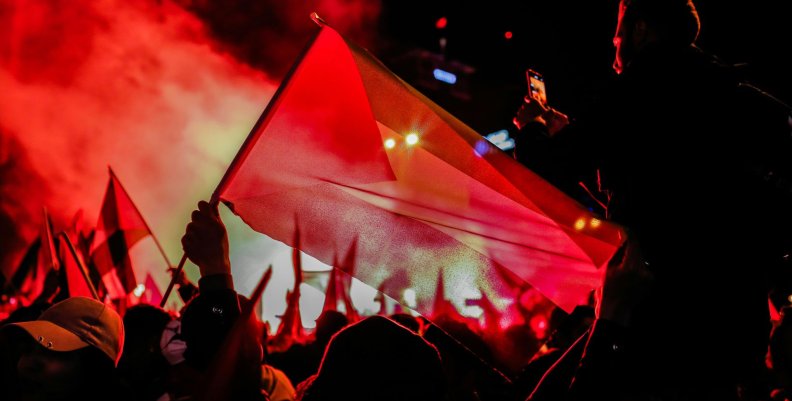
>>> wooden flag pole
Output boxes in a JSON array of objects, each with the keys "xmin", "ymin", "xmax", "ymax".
[
  {"xmin": 58, "ymin": 232, "xmax": 100, "ymax": 301},
  {"xmin": 160, "ymin": 254, "xmax": 188, "ymax": 308}
]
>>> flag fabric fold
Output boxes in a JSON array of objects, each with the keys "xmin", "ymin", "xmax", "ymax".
[
  {"xmin": 215, "ymin": 25, "xmax": 624, "ymax": 316},
  {"xmin": 68, "ymin": 211, "xmax": 105, "ymax": 298},
  {"xmin": 141, "ymin": 273, "xmax": 163, "ymax": 306},
  {"xmin": 4, "ymin": 238, "xmax": 40, "ymax": 301},
  {"xmin": 59, "ymin": 234, "xmax": 96, "ymax": 299}
]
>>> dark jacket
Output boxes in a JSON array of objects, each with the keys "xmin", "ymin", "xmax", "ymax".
[
  {"xmin": 517, "ymin": 44, "xmax": 781, "ymax": 399},
  {"xmin": 180, "ymin": 274, "xmax": 268, "ymax": 401}
]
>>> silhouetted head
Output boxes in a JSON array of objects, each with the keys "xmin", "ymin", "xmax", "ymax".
[
  {"xmin": 121, "ymin": 304, "xmax": 171, "ymax": 360},
  {"xmin": 389, "ymin": 313, "xmax": 421, "ymax": 333},
  {"xmin": 613, "ymin": 0, "xmax": 700, "ymax": 73},
  {"xmin": 301, "ymin": 316, "xmax": 447, "ymax": 401},
  {"xmin": 118, "ymin": 304, "xmax": 172, "ymax": 399},
  {"xmin": 5, "ymin": 297, "xmax": 124, "ymax": 401},
  {"xmin": 9, "ymin": 296, "xmax": 124, "ymax": 365}
]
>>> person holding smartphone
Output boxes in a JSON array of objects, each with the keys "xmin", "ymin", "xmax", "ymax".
[
  {"xmin": 512, "ymin": 0, "xmax": 789, "ymax": 400},
  {"xmin": 514, "ymin": 70, "xmax": 569, "ymax": 137}
]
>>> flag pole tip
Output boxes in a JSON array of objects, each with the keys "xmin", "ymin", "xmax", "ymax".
[{"xmin": 310, "ymin": 12, "xmax": 326, "ymax": 27}]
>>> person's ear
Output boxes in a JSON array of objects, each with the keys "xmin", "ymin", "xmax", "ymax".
[
  {"xmin": 632, "ymin": 19, "xmax": 655, "ymax": 48},
  {"xmin": 633, "ymin": 20, "xmax": 649, "ymax": 45}
]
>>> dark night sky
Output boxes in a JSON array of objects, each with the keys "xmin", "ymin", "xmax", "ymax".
[
  {"xmin": 377, "ymin": 0, "xmax": 792, "ymax": 135},
  {"xmin": 183, "ymin": 0, "xmax": 791, "ymax": 136}
]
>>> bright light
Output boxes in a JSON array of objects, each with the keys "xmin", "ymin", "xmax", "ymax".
[
  {"xmin": 487, "ymin": 130, "xmax": 509, "ymax": 143},
  {"xmin": 133, "ymin": 283, "xmax": 146, "ymax": 297},
  {"xmin": 403, "ymin": 288, "xmax": 417, "ymax": 308},
  {"xmin": 590, "ymin": 218, "xmax": 601, "ymax": 228},
  {"xmin": 432, "ymin": 68, "xmax": 457, "ymax": 85},
  {"xmin": 485, "ymin": 129, "xmax": 515, "ymax": 151},
  {"xmin": 384, "ymin": 138, "xmax": 396, "ymax": 149},
  {"xmin": 474, "ymin": 140, "xmax": 490, "ymax": 157},
  {"xmin": 435, "ymin": 16, "xmax": 448, "ymax": 29},
  {"xmin": 504, "ymin": 31, "xmax": 513, "ymax": 40},
  {"xmin": 405, "ymin": 133, "xmax": 419, "ymax": 145},
  {"xmin": 574, "ymin": 218, "xmax": 586, "ymax": 231},
  {"xmin": 530, "ymin": 316, "xmax": 549, "ymax": 339},
  {"xmin": 787, "ymin": 294, "xmax": 792, "ymax": 303}
]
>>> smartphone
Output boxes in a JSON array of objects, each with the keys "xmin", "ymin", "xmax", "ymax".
[{"xmin": 526, "ymin": 69, "xmax": 547, "ymax": 107}]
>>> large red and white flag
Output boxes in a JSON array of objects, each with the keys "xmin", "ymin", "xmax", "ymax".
[
  {"xmin": 90, "ymin": 168, "xmax": 151, "ymax": 299},
  {"xmin": 214, "ymin": 25, "xmax": 624, "ymax": 314}
]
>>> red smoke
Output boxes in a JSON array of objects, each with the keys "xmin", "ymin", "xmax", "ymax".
[
  {"xmin": 0, "ymin": 0, "xmax": 385, "ymax": 320},
  {"xmin": 1, "ymin": 0, "xmax": 559, "ymax": 372},
  {"xmin": 0, "ymin": 0, "xmax": 275, "ymax": 281}
]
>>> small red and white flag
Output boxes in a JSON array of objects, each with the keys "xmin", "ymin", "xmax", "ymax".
[{"xmin": 90, "ymin": 168, "xmax": 151, "ymax": 299}]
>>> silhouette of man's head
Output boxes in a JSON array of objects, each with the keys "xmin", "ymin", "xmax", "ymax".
[
  {"xmin": 613, "ymin": 0, "xmax": 700, "ymax": 73},
  {"xmin": 6, "ymin": 297, "xmax": 124, "ymax": 401},
  {"xmin": 10, "ymin": 296, "xmax": 124, "ymax": 365},
  {"xmin": 302, "ymin": 316, "xmax": 447, "ymax": 401}
]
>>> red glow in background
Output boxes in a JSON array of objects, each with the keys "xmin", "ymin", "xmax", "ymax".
[
  {"xmin": 2, "ymin": 0, "xmax": 790, "ymax": 333},
  {"xmin": 0, "ymin": 0, "xmax": 392, "ymax": 328}
]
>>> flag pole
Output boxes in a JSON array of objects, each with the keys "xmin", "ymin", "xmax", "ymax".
[
  {"xmin": 160, "ymin": 254, "xmax": 188, "ymax": 308},
  {"xmin": 42, "ymin": 208, "xmax": 60, "ymax": 271},
  {"xmin": 310, "ymin": 12, "xmax": 327, "ymax": 27},
  {"xmin": 108, "ymin": 166, "xmax": 174, "ymax": 269},
  {"xmin": 58, "ymin": 232, "xmax": 100, "ymax": 301}
]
